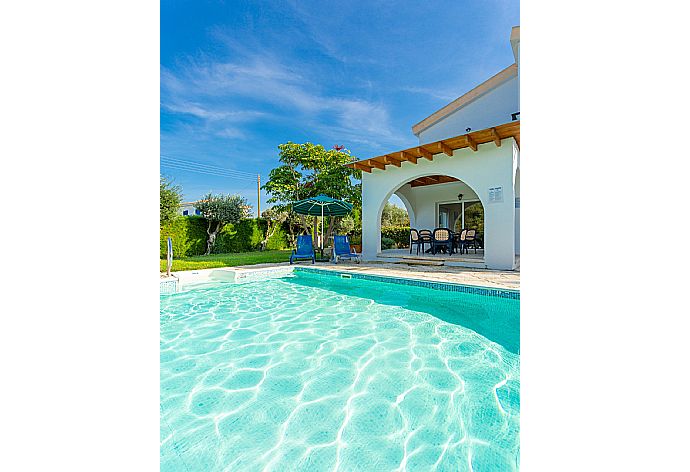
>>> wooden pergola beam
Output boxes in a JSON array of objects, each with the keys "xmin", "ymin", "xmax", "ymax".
[
  {"xmin": 417, "ymin": 147, "xmax": 433, "ymax": 161},
  {"xmin": 409, "ymin": 174, "xmax": 461, "ymax": 187},
  {"xmin": 400, "ymin": 151, "xmax": 417, "ymax": 164},
  {"xmin": 466, "ymin": 134, "xmax": 477, "ymax": 152},
  {"xmin": 353, "ymin": 162, "xmax": 372, "ymax": 173},
  {"xmin": 438, "ymin": 141, "xmax": 453, "ymax": 157},
  {"xmin": 346, "ymin": 121, "xmax": 519, "ymax": 172},
  {"xmin": 490, "ymin": 127, "xmax": 502, "ymax": 147},
  {"xmin": 383, "ymin": 155, "xmax": 401, "ymax": 167},
  {"xmin": 367, "ymin": 159, "xmax": 385, "ymax": 170}
]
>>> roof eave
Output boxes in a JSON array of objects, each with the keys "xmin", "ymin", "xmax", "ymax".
[{"xmin": 411, "ymin": 63, "xmax": 518, "ymax": 136}]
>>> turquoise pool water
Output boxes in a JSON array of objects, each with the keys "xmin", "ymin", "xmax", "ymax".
[{"xmin": 160, "ymin": 271, "xmax": 519, "ymax": 471}]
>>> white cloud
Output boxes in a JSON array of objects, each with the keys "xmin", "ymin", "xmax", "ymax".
[{"xmin": 161, "ymin": 51, "xmax": 407, "ymax": 148}]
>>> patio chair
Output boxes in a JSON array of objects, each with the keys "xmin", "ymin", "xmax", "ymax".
[
  {"xmin": 289, "ymin": 234, "xmax": 315, "ymax": 264},
  {"xmin": 409, "ymin": 229, "xmax": 424, "ymax": 255},
  {"xmin": 454, "ymin": 229, "xmax": 467, "ymax": 254},
  {"xmin": 432, "ymin": 228, "xmax": 454, "ymax": 255},
  {"xmin": 333, "ymin": 235, "xmax": 361, "ymax": 264},
  {"xmin": 418, "ymin": 229, "xmax": 433, "ymax": 254},
  {"xmin": 464, "ymin": 229, "xmax": 479, "ymax": 254}
]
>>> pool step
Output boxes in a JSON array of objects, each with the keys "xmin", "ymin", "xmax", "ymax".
[
  {"xmin": 395, "ymin": 259, "xmax": 444, "ymax": 266},
  {"xmin": 376, "ymin": 253, "xmax": 487, "ymax": 269}
]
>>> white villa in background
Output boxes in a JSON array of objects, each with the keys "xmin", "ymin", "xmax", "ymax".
[
  {"xmin": 348, "ymin": 26, "xmax": 519, "ymax": 270},
  {"xmin": 179, "ymin": 201, "xmax": 202, "ymax": 216},
  {"xmin": 179, "ymin": 201, "xmax": 254, "ymax": 218}
]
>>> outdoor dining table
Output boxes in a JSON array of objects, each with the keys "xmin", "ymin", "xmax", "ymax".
[
  {"xmin": 420, "ymin": 229, "xmax": 455, "ymax": 255},
  {"xmin": 419, "ymin": 229, "xmax": 475, "ymax": 255}
]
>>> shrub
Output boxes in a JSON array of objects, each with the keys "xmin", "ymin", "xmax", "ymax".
[
  {"xmin": 265, "ymin": 223, "xmax": 289, "ymax": 250},
  {"xmin": 160, "ymin": 217, "xmax": 289, "ymax": 258},
  {"xmin": 381, "ymin": 237, "xmax": 395, "ymax": 250},
  {"xmin": 160, "ymin": 216, "xmax": 207, "ymax": 258},
  {"xmin": 213, "ymin": 219, "xmax": 263, "ymax": 253},
  {"xmin": 381, "ymin": 226, "xmax": 410, "ymax": 248}
]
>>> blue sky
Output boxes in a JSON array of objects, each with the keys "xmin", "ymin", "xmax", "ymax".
[{"xmin": 161, "ymin": 0, "xmax": 519, "ymax": 208}]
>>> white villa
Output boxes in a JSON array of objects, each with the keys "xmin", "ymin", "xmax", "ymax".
[
  {"xmin": 348, "ymin": 26, "xmax": 520, "ymax": 270},
  {"xmin": 179, "ymin": 201, "xmax": 254, "ymax": 218},
  {"xmin": 179, "ymin": 202, "xmax": 202, "ymax": 216}
]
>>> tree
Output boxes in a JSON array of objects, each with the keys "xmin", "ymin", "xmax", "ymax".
[
  {"xmin": 263, "ymin": 142, "xmax": 361, "ymax": 244},
  {"xmin": 196, "ymin": 193, "xmax": 250, "ymax": 255},
  {"xmin": 381, "ymin": 202, "xmax": 410, "ymax": 227},
  {"xmin": 260, "ymin": 206, "xmax": 289, "ymax": 251},
  {"xmin": 160, "ymin": 176, "xmax": 182, "ymax": 225}
]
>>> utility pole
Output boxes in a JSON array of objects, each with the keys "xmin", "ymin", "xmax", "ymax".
[{"xmin": 257, "ymin": 174, "xmax": 261, "ymax": 218}]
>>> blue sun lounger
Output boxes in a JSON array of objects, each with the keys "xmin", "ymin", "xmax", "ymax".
[
  {"xmin": 290, "ymin": 234, "xmax": 315, "ymax": 264},
  {"xmin": 333, "ymin": 235, "xmax": 361, "ymax": 264}
]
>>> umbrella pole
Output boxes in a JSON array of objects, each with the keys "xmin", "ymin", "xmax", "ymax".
[{"xmin": 321, "ymin": 205, "xmax": 324, "ymax": 250}]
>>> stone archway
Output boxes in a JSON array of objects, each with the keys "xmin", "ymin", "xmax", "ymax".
[
  {"xmin": 372, "ymin": 173, "xmax": 485, "ymax": 255},
  {"xmin": 360, "ymin": 140, "xmax": 517, "ymax": 269}
]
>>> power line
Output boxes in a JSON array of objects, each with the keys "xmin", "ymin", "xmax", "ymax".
[
  {"xmin": 160, "ymin": 154, "xmax": 256, "ymax": 176},
  {"xmin": 160, "ymin": 159, "xmax": 256, "ymax": 179},
  {"xmin": 160, "ymin": 161, "xmax": 256, "ymax": 180},
  {"xmin": 160, "ymin": 159, "xmax": 257, "ymax": 180},
  {"xmin": 160, "ymin": 161, "xmax": 255, "ymax": 180},
  {"xmin": 160, "ymin": 155, "xmax": 256, "ymax": 178}
]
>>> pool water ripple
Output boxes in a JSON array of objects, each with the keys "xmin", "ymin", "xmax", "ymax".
[{"xmin": 161, "ymin": 273, "xmax": 519, "ymax": 471}]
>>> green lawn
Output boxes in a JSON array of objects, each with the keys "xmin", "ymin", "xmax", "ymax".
[{"xmin": 160, "ymin": 250, "xmax": 292, "ymax": 272}]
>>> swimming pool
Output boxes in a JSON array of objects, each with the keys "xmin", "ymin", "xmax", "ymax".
[{"xmin": 160, "ymin": 269, "xmax": 519, "ymax": 471}]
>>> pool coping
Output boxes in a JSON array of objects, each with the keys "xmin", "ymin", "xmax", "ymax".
[
  {"xmin": 161, "ymin": 264, "xmax": 519, "ymax": 300},
  {"xmin": 293, "ymin": 266, "xmax": 519, "ymax": 300}
]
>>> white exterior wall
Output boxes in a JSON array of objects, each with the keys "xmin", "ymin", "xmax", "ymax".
[
  {"xmin": 514, "ymin": 168, "xmax": 520, "ymax": 255},
  {"xmin": 362, "ymin": 139, "xmax": 518, "ymax": 270},
  {"xmin": 416, "ymin": 76, "xmax": 519, "ymax": 144}
]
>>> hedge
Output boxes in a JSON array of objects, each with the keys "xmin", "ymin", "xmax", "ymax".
[
  {"xmin": 160, "ymin": 216, "xmax": 290, "ymax": 258},
  {"xmin": 160, "ymin": 216, "xmax": 207, "ymax": 258},
  {"xmin": 381, "ymin": 226, "xmax": 410, "ymax": 248}
]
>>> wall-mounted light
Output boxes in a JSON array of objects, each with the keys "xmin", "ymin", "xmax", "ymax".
[{"xmin": 457, "ymin": 193, "xmax": 464, "ymax": 201}]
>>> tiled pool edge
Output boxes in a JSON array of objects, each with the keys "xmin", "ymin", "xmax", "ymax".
[
  {"xmin": 160, "ymin": 277, "xmax": 178, "ymax": 294},
  {"xmin": 161, "ymin": 265, "xmax": 519, "ymax": 300},
  {"xmin": 294, "ymin": 266, "xmax": 520, "ymax": 300}
]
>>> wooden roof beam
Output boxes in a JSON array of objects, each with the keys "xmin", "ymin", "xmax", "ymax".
[
  {"xmin": 400, "ymin": 151, "xmax": 417, "ymax": 164},
  {"xmin": 466, "ymin": 134, "xmax": 477, "ymax": 152},
  {"xmin": 353, "ymin": 162, "xmax": 372, "ymax": 173},
  {"xmin": 383, "ymin": 155, "xmax": 401, "ymax": 167},
  {"xmin": 417, "ymin": 147, "xmax": 433, "ymax": 161},
  {"xmin": 438, "ymin": 141, "xmax": 453, "ymax": 157},
  {"xmin": 367, "ymin": 159, "xmax": 385, "ymax": 170},
  {"xmin": 490, "ymin": 127, "xmax": 502, "ymax": 147}
]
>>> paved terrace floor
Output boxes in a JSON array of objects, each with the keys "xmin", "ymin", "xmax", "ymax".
[
  {"xmin": 380, "ymin": 248, "xmax": 485, "ymax": 260},
  {"xmin": 226, "ymin": 260, "xmax": 520, "ymax": 291}
]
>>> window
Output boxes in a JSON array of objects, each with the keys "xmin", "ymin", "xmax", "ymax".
[
  {"xmin": 195, "ymin": 209, "xmax": 201, "ymax": 215},
  {"xmin": 183, "ymin": 210, "xmax": 189, "ymax": 216}
]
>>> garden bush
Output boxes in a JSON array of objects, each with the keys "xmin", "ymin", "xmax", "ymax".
[
  {"xmin": 160, "ymin": 216, "xmax": 207, "ymax": 258},
  {"xmin": 160, "ymin": 217, "xmax": 289, "ymax": 258},
  {"xmin": 212, "ymin": 219, "xmax": 263, "ymax": 253},
  {"xmin": 381, "ymin": 226, "xmax": 410, "ymax": 248},
  {"xmin": 381, "ymin": 237, "xmax": 395, "ymax": 250}
]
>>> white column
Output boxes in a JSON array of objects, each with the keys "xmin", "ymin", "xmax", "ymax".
[
  {"xmin": 483, "ymin": 190, "xmax": 516, "ymax": 270},
  {"xmin": 482, "ymin": 141, "xmax": 518, "ymax": 270},
  {"xmin": 361, "ymin": 173, "xmax": 381, "ymax": 261}
]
